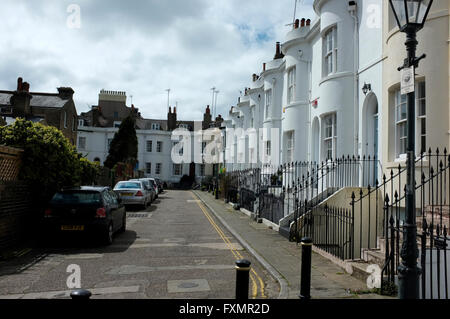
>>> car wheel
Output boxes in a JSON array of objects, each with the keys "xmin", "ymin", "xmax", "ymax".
[{"xmin": 104, "ymin": 223, "xmax": 114, "ymax": 245}]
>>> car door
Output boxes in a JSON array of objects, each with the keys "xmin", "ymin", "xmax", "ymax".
[{"xmin": 103, "ymin": 191, "xmax": 118, "ymax": 231}]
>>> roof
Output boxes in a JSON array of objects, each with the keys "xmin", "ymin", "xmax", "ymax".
[
  {"xmin": 0, "ymin": 92, "xmax": 68, "ymax": 109},
  {"xmin": 61, "ymin": 186, "xmax": 111, "ymax": 192}
]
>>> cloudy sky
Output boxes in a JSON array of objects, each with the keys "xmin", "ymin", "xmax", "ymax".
[{"xmin": 0, "ymin": 0, "xmax": 316, "ymax": 121}]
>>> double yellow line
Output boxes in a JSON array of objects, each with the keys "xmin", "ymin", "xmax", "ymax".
[{"xmin": 191, "ymin": 193, "xmax": 266, "ymax": 299}]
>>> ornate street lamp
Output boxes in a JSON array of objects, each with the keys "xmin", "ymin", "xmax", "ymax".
[{"xmin": 389, "ymin": 0, "xmax": 433, "ymax": 299}]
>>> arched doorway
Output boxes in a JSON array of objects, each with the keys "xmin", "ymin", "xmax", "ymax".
[{"xmin": 362, "ymin": 93, "xmax": 379, "ymax": 186}]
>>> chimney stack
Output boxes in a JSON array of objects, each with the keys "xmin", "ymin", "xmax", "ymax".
[
  {"xmin": 12, "ymin": 77, "xmax": 32, "ymax": 117},
  {"xmin": 58, "ymin": 87, "xmax": 74, "ymax": 100},
  {"xmin": 168, "ymin": 106, "xmax": 177, "ymax": 131},
  {"xmin": 274, "ymin": 42, "xmax": 284, "ymax": 60},
  {"xmin": 203, "ymin": 105, "xmax": 212, "ymax": 130}
]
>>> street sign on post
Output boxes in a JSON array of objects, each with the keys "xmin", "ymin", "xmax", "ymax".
[{"xmin": 401, "ymin": 66, "xmax": 415, "ymax": 95}]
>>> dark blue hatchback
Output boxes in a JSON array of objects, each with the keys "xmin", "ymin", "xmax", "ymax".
[{"xmin": 42, "ymin": 186, "xmax": 126, "ymax": 245}]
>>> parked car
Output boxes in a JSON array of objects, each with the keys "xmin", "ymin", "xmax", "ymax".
[
  {"xmin": 147, "ymin": 177, "xmax": 159, "ymax": 198},
  {"xmin": 130, "ymin": 178, "xmax": 156, "ymax": 203},
  {"xmin": 113, "ymin": 180, "xmax": 151, "ymax": 209},
  {"xmin": 42, "ymin": 186, "xmax": 126, "ymax": 245}
]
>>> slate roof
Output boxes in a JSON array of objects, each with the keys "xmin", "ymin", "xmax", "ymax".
[{"xmin": 0, "ymin": 92, "xmax": 68, "ymax": 108}]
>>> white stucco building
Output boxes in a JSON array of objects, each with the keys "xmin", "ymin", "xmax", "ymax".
[
  {"xmin": 224, "ymin": 0, "xmax": 384, "ymax": 182},
  {"xmin": 78, "ymin": 90, "xmax": 224, "ymax": 184}
]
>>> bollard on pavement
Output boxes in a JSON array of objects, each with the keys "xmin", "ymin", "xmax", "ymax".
[
  {"xmin": 70, "ymin": 289, "xmax": 92, "ymax": 300},
  {"xmin": 235, "ymin": 259, "xmax": 251, "ymax": 300},
  {"xmin": 299, "ymin": 237, "xmax": 312, "ymax": 300}
]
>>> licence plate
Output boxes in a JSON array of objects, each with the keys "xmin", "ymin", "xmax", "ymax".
[
  {"xmin": 61, "ymin": 225, "xmax": 85, "ymax": 231},
  {"xmin": 121, "ymin": 193, "xmax": 134, "ymax": 197}
]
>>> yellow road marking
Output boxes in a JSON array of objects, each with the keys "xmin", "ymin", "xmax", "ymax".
[{"xmin": 191, "ymin": 193, "xmax": 266, "ymax": 299}]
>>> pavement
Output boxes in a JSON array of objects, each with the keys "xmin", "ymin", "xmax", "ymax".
[{"xmin": 193, "ymin": 190, "xmax": 393, "ymax": 299}]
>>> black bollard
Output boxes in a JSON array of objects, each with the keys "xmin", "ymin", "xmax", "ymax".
[
  {"xmin": 235, "ymin": 259, "xmax": 251, "ymax": 300},
  {"xmin": 70, "ymin": 289, "xmax": 92, "ymax": 300},
  {"xmin": 299, "ymin": 237, "xmax": 312, "ymax": 300}
]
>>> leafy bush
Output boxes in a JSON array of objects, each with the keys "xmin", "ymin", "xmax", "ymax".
[{"xmin": 0, "ymin": 119, "xmax": 99, "ymax": 202}]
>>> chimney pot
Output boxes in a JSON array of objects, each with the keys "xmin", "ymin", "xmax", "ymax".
[
  {"xmin": 23, "ymin": 82, "xmax": 30, "ymax": 92},
  {"xmin": 174, "ymin": 107, "xmax": 177, "ymax": 113},
  {"xmin": 169, "ymin": 106, "xmax": 172, "ymax": 113},
  {"xmin": 263, "ymin": 63, "xmax": 266, "ymax": 72},
  {"xmin": 301, "ymin": 18, "xmax": 306, "ymax": 27},
  {"xmin": 294, "ymin": 19, "xmax": 300, "ymax": 29},
  {"xmin": 306, "ymin": 19, "xmax": 311, "ymax": 26},
  {"xmin": 17, "ymin": 77, "xmax": 23, "ymax": 91}
]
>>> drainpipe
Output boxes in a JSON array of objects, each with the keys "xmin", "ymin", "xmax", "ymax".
[{"xmin": 350, "ymin": 5, "xmax": 359, "ymax": 157}]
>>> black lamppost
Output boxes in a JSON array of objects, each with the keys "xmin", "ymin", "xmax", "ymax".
[{"xmin": 389, "ymin": 0, "xmax": 433, "ymax": 299}]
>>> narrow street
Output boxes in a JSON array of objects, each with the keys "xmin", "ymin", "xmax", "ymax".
[{"xmin": 0, "ymin": 190, "xmax": 279, "ymax": 299}]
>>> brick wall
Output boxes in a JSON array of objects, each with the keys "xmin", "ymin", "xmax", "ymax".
[{"xmin": 0, "ymin": 182, "xmax": 33, "ymax": 253}]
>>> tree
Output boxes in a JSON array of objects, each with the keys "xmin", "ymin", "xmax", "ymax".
[
  {"xmin": 104, "ymin": 116, "xmax": 138, "ymax": 169},
  {"xmin": 0, "ymin": 119, "xmax": 99, "ymax": 203}
]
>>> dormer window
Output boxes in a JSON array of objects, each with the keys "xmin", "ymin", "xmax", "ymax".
[{"xmin": 152, "ymin": 123, "xmax": 161, "ymax": 130}]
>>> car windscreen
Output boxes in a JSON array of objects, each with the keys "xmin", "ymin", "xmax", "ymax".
[
  {"xmin": 50, "ymin": 191, "xmax": 102, "ymax": 204},
  {"xmin": 116, "ymin": 182, "xmax": 141, "ymax": 189}
]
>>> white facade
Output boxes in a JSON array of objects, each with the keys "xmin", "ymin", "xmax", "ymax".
[
  {"xmin": 224, "ymin": 0, "xmax": 384, "ymax": 180},
  {"xmin": 77, "ymin": 126, "xmax": 200, "ymax": 184}
]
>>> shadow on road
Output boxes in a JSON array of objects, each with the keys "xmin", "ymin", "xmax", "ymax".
[{"xmin": 0, "ymin": 230, "xmax": 138, "ymax": 277}]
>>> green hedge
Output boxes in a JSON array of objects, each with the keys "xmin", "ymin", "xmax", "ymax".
[{"xmin": 0, "ymin": 119, "xmax": 99, "ymax": 202}]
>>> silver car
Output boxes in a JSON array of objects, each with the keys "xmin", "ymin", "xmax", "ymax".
[
  {"xmin": 113, "ymin": 181, "xmax": 150, "ymax": 209},
  {"xmin": 131, "ymin": 178, "xmax": 156, "ymax": 203}
]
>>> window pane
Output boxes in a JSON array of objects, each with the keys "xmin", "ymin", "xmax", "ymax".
[{"xmin": 421, "ymin": 118, "xmax": 426, "ymax": 135}]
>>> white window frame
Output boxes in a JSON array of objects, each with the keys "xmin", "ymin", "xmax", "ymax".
[
  {"xmin": 173, "ymin": 164, "xmax": 182, "ymax": 176},
  {"xmin": 146, "ymin": 163, "xmax": 152, "ymax": 175},
  {"xmin": 323, "ymin": 113, "xmax": 337, "ymax": 160},
  {"xmin": 323, "ymin": 27, "xmax": 337, "ymax": 77},
  {"xmin": 417, "ymin": 81, "xmax": 426, "ymax": 155},
  {"xmin": 155, "ymin": 163, "xmax": 162, "ymax": 175},
  {"xmin": 157, "ymin": 141, "xmax": 163, "ymax": 153},
  {"xmin": 78, "ymin": 137, "xmax": 86, "ymax": 150},
  {"xmin": 395, "ymin": 89, "xmax": 408, "ymax": 159},
  {"xmin": 394, "ymin": 81, "xmax": 427, "ymax": 159},
  {"xmin": 287, "ymin": 67, "xmax": 296, "ymax": 105},
  {"xmin": 286, "ymin": 131, "xmax": 295, "ymax": 163},
  {"xmin": 265, "ymin": 89, "xmax": 272, "ymax": 119},
  {"xmin": 152, "ymin": 123, "xmax": 161, "ymax": 130},
  {"xmin": 146, "ymin": 140, "xmax": 153, "ymax": 153},
  {"xmin": 78, "ymin": 119, "xmax": 84, "ymax": 127}
]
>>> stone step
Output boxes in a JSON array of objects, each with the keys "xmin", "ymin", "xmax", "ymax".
[
  {"xmin": 348, "ymin": 260, "xmax": 371, "ymax": 283},
  {"xmin": 361, "ymin": 249, "xmax": 386, "ymax": 268}
]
